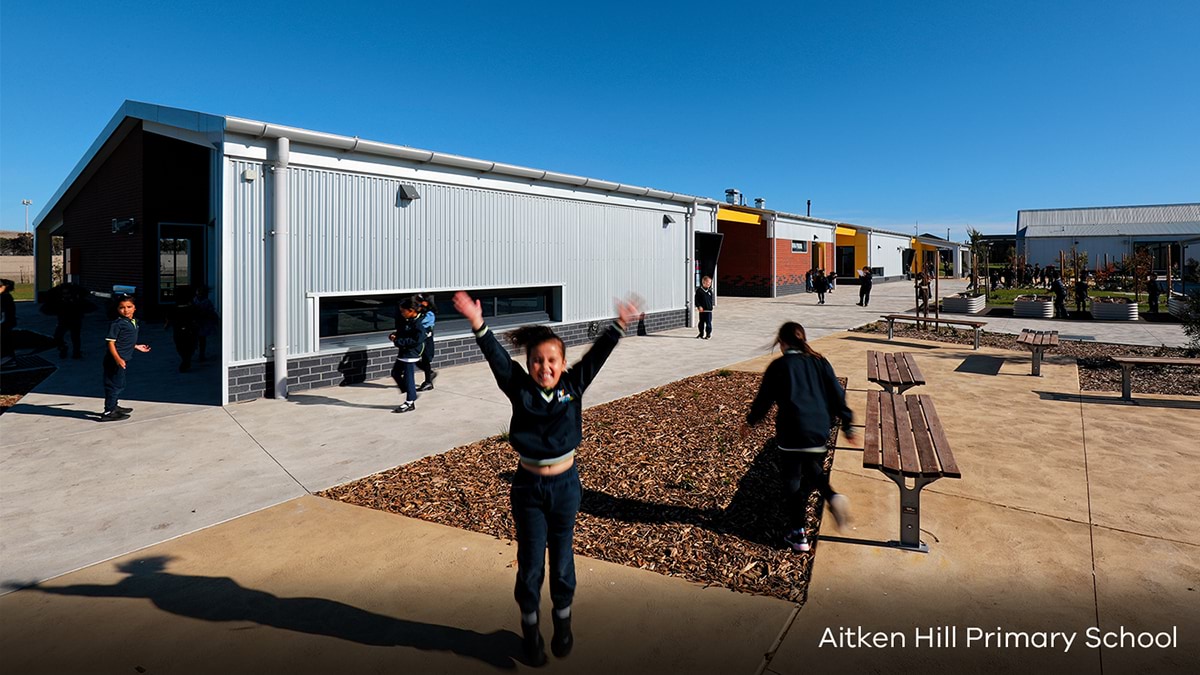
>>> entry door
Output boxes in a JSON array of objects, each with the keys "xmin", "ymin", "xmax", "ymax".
[
  {"xmin": 158, "ymin": 223, "xmax": 206, "ymax": 304},
  {"xmin": 836, "ymin": 246, "xmax": 856, "ymax": 277},
  {"xmin": 695, "ymin": 232, "xmax": 724, "ymax": 284}
]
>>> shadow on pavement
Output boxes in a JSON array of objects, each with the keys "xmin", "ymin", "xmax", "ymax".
[
  {"xmin": 954, "ymin": 355, "xmax": 1006, "ymax": 376},
  {"xmin": 1034, "ymin": 390, "xmax": 1200, "ymax": 410},
  {"xmin": 4, "ymin": 556, "xmax": 524, "ymax": 669}
]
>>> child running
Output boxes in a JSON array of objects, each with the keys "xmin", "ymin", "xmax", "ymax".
[
  {"xmin": 101, "ymin": 295, "xmax": 151, "ymax": 421},
  {"xmin": 452, "ymin": 290, "xmax": 640, "ymax": 667},
  {"xmin": 741, "ymin": 321, "xmax": 855, "ymax": 552}
]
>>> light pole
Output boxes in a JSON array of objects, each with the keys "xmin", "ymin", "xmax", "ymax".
[{"xmin": 22, "ymin": 199, "xmax": 32, "ymax": 233}]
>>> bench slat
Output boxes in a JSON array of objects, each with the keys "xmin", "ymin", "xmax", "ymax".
[
  {"xmin": 1110, "ymin": 356, "xmax": 1200, "ymax": 366},
  {"xmin": 885, "ymin": 353, "xmax": 902, "ymax": 385},
  {"xmin": 864, "ymin": 390, "xmax": 882, "ymax": 469},
  {"xmin": 880, "ymin": 393, "xmax": 900, "ymax": 472},
  {"xmin": 902, "ymin": 353, "xmax": 925, "ymax": 384},
  {"xmin": 867, "ymin": 350, "xmax": 880, "ymax": 381},
  {"xmin": 918, "ymin": 394, "xmax": 960, "ymax": 478},
  {"xmin": 895, "ymin": 353, "xmax": 915, "ymax": 384},
  {"xmin": 905, "ymin": 396, "xmax": 942, "ymax": 477},
  {"xmin": 892, "ymin": 394, "xmax": 921, "ymax": 474}
]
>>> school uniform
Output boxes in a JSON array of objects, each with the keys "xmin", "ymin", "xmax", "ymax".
[
  {"xmin": 474, "ymin": 322, "xmax": 621, "ymax": 617},
  {"xmin": 695, "ymin": 286, "xmax": 714, "ymax": 338},
  {"xmin": 103, "ymin": 316, "xmax": 139, "ymax": 413},
  {"xmin": 417, "ymin": 308, "xmax": 436, "ymax": 385},
  {"xmin": 391, "ymin": 316, "xmax": 424, "ymax": 404}
]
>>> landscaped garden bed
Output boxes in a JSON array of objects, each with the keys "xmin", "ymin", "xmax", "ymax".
[
  {"xmin": 1091, "ymin": 296, "xmax": 1138, "ymax": 321},
  {"xmin": 941, "ymin": 292, "xmax": 985, "ymax": 314},
  {"xmin": 852, "ymin": 321, "xmax": 1200, "ymax": 396},
  {"xmin": 321, "ymin": 371, "xmax": 841, "ymax": 603},
  {"xmin": 1013, "ymin": 295, "xmax": 1055, "ymax": 318}
]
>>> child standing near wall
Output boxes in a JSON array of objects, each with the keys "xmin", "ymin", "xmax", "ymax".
[
  {"xmin": 452, "ymin": 290, "xmax": 640, "ymax": 667},
  {"xmin": 856, "ymin": 266, "xmax": 873, "ymax": 307},
  {"xmin": 695, "ymin": 275, "xmax": 714, "ymax": 339},
  {"xmin": 741, "ymin": 321, "xmax": 855, "ymax": 552},
  {"xmin": 415, "ymin": 293, "xmax": 438, "ymax": 391},
  {"xmin": 101, "ymin": 296, "xmax": 151, "ymax": 421},
  {"xmin": 388, "ymin": 297, "xmax": 424, "ymax": 413}
]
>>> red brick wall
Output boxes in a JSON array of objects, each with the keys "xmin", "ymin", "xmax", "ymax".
[
  {"xmin": 62, "ymin": 126, "xmax": 145, "ymax": 299},
  {"xmin": 774, "ymin": 238, "xmax": 813, "ymax": 295},
  {"xmin": 716, "ymin": 221, "xmax": 772, "ymax": 296}
]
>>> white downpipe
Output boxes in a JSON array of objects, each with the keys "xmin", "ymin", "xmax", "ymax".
[
  {"xmin": 768, "ymin": 215, "xmax": 777, "ymax": 298},
  {"xmin": 686, "ymin": 201, "xmax": 696, "ymax": 328},
  {"xmin": 272, "ymin": 137, "xmax": 290, "ymax": 399}
]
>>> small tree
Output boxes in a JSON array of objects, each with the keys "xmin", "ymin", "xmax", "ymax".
[{"xmin": 1130, "ymin": 248, "xmax": 1154, "ymax": 302}]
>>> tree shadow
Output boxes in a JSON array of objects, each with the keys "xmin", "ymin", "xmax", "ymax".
[
  {"xmin": 4, "ymin": 556, "xmax": 523, "ymax": 669},
  {"xmin": 288, "ymin": 393, "xmax": 396, "ymax": 411}
]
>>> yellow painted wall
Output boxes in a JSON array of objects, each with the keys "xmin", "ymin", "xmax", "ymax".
[
  {"xmin": 717, "ymin": 208, "xmax": 761, "ymax": 224},
  {"xmin": 855, "ymin": 232, "xmax": 869, "ymax": 271}
]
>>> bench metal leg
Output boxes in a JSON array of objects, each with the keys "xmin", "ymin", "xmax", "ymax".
[
  {"xmin": 973, "ymin": 327, "xmax": 980, "ymax": 350},
  {"xmin": 1031, "ymin": 348, "xmax": 1043, "ymax": 376},
  {"xmin": 1122, "ymin": 365, "xmax": 1133, "ymax": 400},
  {"xmin": 884, "ymin": 473, "xmax": 941, "ymax": 552},
  {"xmin": 887, "ymin": 320, "xmax": 894, "ymax": 341}
]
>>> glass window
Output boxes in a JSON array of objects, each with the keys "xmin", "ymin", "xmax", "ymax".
[{"xmin": 318, "ymin": 287, "xmax": 555, "ymax": 344}]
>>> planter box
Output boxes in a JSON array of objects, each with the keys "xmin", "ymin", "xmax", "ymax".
[
  {"xmin": 942, "ymin": 295, "xmax": 986, "ymax": 314},
  {"xmin": 1092, "ymin": 301, "xmax": 1138, "ymax": 321},
  {"xmin": 1168, "ymin": 296, "xmax": 1190, "ymax": 318},
  {"xmin": 1014, "ymin": 299, "xmax": 1054, "ymax": 318}
]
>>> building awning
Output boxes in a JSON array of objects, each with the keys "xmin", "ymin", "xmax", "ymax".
[
  {"xmin": 717, "ymin": 208, "xmax": 761, "ymax": 224},
  {"xmin": 835, "ymin": 226, "xmax": 857, "ymax": 237}
]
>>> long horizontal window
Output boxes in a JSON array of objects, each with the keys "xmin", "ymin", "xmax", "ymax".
[{"xmin": 318, "ymin": 287, "xmax": 558, "ymax": 348}]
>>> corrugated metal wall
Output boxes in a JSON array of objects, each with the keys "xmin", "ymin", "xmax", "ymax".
[{"xmin": 229, "ymin": 160, "xmax": 688, "ymax": 363}]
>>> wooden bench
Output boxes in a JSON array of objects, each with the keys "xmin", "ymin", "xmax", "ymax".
[
  {"xmin": 866, "ymin": 350, "xmax": 926, "ymax": 394},
  {"xmin": 1015, "ymin": 329, "xmax": 1059, "ymax": 376},
  {"xmin": 1110, "ymin": 356, "xmax": 1200, "ymax": 400},
  {"xmin": 864, "ymin": 391, "xmax": 961, "ymax": 552},
  {"xmin": 880, "ymin": 314, "xmax": 987, "ymax": 350}
]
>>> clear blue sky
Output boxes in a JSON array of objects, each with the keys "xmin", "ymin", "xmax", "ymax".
[{"xmin": 2, "ymin": 0, "xmax": 1197, "ymax": 240}]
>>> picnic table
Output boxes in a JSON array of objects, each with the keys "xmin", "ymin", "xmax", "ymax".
[
  {"xmin": 1015, "ymin": 329, "xmax": 1059, "ymax": 376},
  {"xmin": 866, "ymin": 350, "xmax": 926, "ymax": 394},
  {"xmin": 863, "ymin": 390, "xmax": 961, "ymax": 552}
]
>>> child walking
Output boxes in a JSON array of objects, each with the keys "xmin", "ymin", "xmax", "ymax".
[
  {"xmin": 741, "ymin": 322, "xmax": 855, "ymax": 552},
  {"xmin": 452, "ymin": 290, "xmax": 640, "ymax": 666},
  {"xmin": 101, "ymin": 296, "xmax": 151, "ymax": 421},
  {"xmin": 388, "ymin": 297, "xmax": 424, "ymax": 413}
]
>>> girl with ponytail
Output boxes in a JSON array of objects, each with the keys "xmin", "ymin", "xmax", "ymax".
[{"xmin": 742, "ymin": 321, "xmax": 856, "ymax": 553}]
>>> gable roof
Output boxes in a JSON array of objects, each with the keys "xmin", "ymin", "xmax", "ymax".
[{"xmin": 1018, "ymin": 204, "xmax": 1200, "ymax": 238}]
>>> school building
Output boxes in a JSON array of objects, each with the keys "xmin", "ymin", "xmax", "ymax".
[
  {"xmin": 1016, "ymin": 203, "xmax": 1200, "ymax": 272},
  {"xmin": 33, "ymin": 101, "xmax": 730, "ymax": 405}
]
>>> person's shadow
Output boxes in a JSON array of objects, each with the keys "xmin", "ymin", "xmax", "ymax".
[{"xmin": 5, "ymin": 556, "xmax": 523, "ymax": 669}]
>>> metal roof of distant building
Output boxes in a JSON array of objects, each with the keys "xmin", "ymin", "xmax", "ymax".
[{"xmin": 1018, "ymin": 204, "xmax": 1200, "ymax": 238}]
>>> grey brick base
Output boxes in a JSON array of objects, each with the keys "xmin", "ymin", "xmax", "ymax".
[{"xmin": 226, "ymin": 308, "xmax": 688, "ymax": 403}]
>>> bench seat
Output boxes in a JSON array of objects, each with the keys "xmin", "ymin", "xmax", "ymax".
[
  {"xmin": 1110, "ymin": 356, "xmax": 1200, "ymax": 400},
  {"xmin": 879, "ymin": 314, "xmax": 987, "ymax": 350}
]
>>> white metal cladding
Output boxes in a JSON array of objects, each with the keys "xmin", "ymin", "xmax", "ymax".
[
  {"xmin": 1023, "ymin": 235, "xmax": 1187, "ymax": 268},
  {"xmin": 228, "ymin": 159, "xmax": 270, "ymax": 362},
  {"xmin": 230, "ymin": 164, "xmax": 688, "ymax": 360},
  {"xmin": 866, "ymin": 231, "xmax": 909, "ymax": 276},
  {"xmin": 1019, "ymin": 204, "xmax": 1200, "ymax": 237}
]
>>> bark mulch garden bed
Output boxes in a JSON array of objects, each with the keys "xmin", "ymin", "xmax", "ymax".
[
  {"xmin": 321, "ymin": 371, "xmax": 841, "ymax": 603},
  {"xmin": 852, "ymin": 321, "xmax": 1200, "ymax": 396}
]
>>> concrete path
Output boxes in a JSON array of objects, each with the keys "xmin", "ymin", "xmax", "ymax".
[{"xmin": 2, "ymin": 282, "xmax": 1196, "ymax": 673}]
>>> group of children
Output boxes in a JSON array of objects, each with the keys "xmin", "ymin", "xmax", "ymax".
[{"xmin": 388, "ymin": 293, "xmax": 437, "ymax": 413}]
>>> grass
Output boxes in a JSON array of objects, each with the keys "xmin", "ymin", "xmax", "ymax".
[{"xmin": 9, "ymin": 282, "xmax": 35, "ymax": 301}]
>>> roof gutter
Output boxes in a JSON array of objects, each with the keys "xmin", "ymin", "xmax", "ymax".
[{"xmin": 225, "ymin": 117, "xmax": 717, "ymax": 207}]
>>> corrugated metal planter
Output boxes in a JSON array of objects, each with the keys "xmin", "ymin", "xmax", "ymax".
[
  {"xmin": 1168, "ymin": 296, "xmax": 1190, "ymax": 318},
  {"xmin": 1092, "ymin": 299, "xmax": 1138, "ymax": 321},
  {"xmin": 942, "ymin": 294, "xmax": 986, "ymax": 314},
  {"xmin": 1014, "ymin": 297, "xmax": 1054, "ymax": 318}
]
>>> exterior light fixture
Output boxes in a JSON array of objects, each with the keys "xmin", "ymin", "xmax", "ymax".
[
  {"xmin": 663, "ymin": 214, "xmax": 675, "ymax": 226},
  {"xmin": 397, "ymin": 184, "xmax": 421, "ymax": 205}
]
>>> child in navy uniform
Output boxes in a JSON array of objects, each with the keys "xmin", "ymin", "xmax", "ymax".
[
  {"xmin": 101, "ymin": 296, "xmax": 151, "ymax": 421},
  {"xmin": 742, "ymin": 321, "xmax": 855, "ymax": 552},
  {"xmin": 695, "ymin": 276, "xmax": 714, "ymax": 339},
  {"xmin": 416, "ymin": 293, "xmax": 437, "ymax": 391},
  {"xmin": 453, "ymin": 290, "xmax": 640, "ymax": 667},
  {"xmin": 388, "ymin": 297, "xmax": 424, "ymax": 413}
]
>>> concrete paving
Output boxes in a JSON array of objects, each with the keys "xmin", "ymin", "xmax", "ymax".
[{"xmin": 2, "ymin": 281, "xmax": 1196, "ymax": 673}]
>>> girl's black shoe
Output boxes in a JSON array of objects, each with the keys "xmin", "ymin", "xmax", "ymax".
[
  {"xmin": 522, "ymin": 622, "xmax": 547, "ymax": 667},
  {"xmin": 551, "ymin": 613, "xmax": 574, "ymax": 658}
]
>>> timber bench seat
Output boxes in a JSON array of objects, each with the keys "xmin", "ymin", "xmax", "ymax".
[
  {"xmin": 1110, "ymin": 356, "xmax": 1200, "ymax": 400},
  {"xmin": 879, "ymin": 314, "xmax": 987, "ymax": 350},
  {"xmin": 864, "ymin": 390, "xmax": 961, "ymax": 552},
  {"xmin": 1016, "ymin": 329, "xmax": 1059, "ymax": 376},
  {"xmin": 866, "ymin": 350, "xmax": 926, "ymax": 394}
]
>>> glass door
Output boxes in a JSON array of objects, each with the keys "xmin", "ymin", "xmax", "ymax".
[{"xmin": 159, "ymin": 237, "xmax": 192, "ymax": 304}]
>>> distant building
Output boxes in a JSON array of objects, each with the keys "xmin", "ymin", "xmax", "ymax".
[{"xmin": 1017, "ymin": 203, "xmax": 1200, "ymax": 271}]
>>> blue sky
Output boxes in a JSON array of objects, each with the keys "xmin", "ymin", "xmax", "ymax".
[{"xmin": 2, "ymin": 0, "xmax": 1197, "ymax": 240}]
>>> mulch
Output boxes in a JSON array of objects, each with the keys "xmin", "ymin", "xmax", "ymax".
[
  {"xmin": 321, "ymin": 371, "xmax": 841, "ymax": 603},
  {"xmin": 852, "ymin": 321, "xmax": 1200, "ymax": 396}
]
